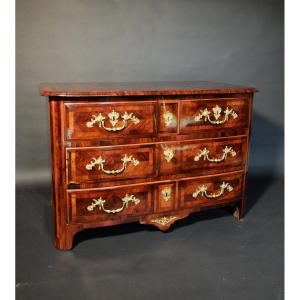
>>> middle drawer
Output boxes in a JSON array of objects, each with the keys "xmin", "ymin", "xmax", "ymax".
[
  {"xmin": 66, "ymin": 136, "xmax": 247, "ymax": 184},
  {"xmin": 158, "ymin": 135, "xmax": 247, "ymax": 176}
]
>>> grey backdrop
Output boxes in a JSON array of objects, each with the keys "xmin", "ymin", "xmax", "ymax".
[{"xmin": 16, "ymin": 0, "xmax": 284, "ymax": 184}]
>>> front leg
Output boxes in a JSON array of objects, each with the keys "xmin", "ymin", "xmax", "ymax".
[
  {"xmin": 54, "ymin": 224, "xmax": 83, "ymax": 250},
  {"xmin": 233, "ymin": 197, "xmax": 246, "ymax": 220}
]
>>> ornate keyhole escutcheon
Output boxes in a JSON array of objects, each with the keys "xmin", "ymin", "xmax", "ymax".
[
  {"xmin": 161, "ymin": 187, "xmax": 171, "ymax": 202},
  {"xmin": 163, "ymin": 146, "xmax": 174, "ymax": 162},
  {"xmin": 163, "ymin": 111, "xmax": 175, "ymax": 127}
]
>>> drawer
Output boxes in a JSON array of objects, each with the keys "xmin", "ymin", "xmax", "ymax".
[
  {"xmin": 158, "ymin": 136, "xmax": 247, "ymax": 176},
  {"xmin": 67, "ymin": 184, "xmax": 154, "ymax": 224},
  {"xmin": 64, "ymin": 101, "xmax": 157, "ymax": 140},
  {"xmin": 179, "ymin": 172, "xmax": 243, "ymax": 208},
  {"xmin": 67, "ymin": 145, "xmax": 155, "ymax": 184},
  {"xmin": 180, "ymin": 98, "xmax": 249, "ymax": 134}
]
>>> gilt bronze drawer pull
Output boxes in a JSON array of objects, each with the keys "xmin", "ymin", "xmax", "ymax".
[
  {"xmin": 192, "ymin": 181, "xmax": 233, "ymax": 199},
  {"xmin": 86, "ymin": 110, "xmax": 140, "ymax": 131},
  {"xmin": 194, "ymin": 105, "xmax": 238, "ymax": 125},
  {"xmin": 194, "ymin": 146, "xmax": 236, "ymax": 163},
  {"xmin": 86, "ymin": 194, "xmax": 140, "ymax": 214},
  {"xmin": 85, "ymin": 154, "xmax": 139, "ymax": 175}
]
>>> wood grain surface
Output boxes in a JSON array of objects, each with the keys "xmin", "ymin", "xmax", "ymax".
[
  {"xmin": 43, "ymin": 83, "xmax": 255, "ymax": 249},
  {"xmin": 39, "ymin": 81, "xmax": 257, "ymax": 97}
]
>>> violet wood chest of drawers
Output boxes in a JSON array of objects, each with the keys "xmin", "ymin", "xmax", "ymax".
[{"xmin": 39, "ymin": 82, "xmax": 256, "ymax": 250}]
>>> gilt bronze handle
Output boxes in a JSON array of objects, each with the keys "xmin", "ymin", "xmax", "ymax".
[
  {"xmin": 192, "ymin": 181, "xmax": 233, "ymax": 199},
  {"xmin": 194, "ymin": 105, "xmax": 238, "ymax": 125},
  {"xmin": 86, "ymin": 110, "xmax": 140, "ymax": 131},
  {"xmin": 87, "ymin": 194, "xmax": 140, "ymax": 214},
  {"xmin": 85, "ymin": 154, "xmax": 139, "ymax": 175},
  {"xmin": 194, "ymin": 146, "xmax": 236, "ymax": 163}
]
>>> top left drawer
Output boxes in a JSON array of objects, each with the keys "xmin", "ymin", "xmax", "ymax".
[{"xmin": 64, "ymin": 101, "xmax": 157, "ymax": 140}]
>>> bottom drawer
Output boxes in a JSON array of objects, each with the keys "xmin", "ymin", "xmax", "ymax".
[
  {"xmin": 179, "ymin": 173, "xmax": 244, "ymax": 209},
  {"xmin": 67, "ymin": 171, "xmax": 244, "ymax": 225},
  {"xmin": 68, "ymin": 184, "xmax": 154, "ymax": 224}
]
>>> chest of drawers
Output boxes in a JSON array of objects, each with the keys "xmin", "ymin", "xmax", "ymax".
[{"xmin": 39, "ymin": 82, "xmax": 256, "ymax": 250}]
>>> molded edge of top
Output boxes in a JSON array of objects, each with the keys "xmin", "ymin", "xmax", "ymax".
[{"xmin": 39, "ymin": 81, "xmax": 258, "ymax": 97}]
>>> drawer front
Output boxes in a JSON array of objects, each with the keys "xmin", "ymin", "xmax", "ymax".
[
  {"xmin": 179, "ymin": 173, "xmax": 243, "ymax": 208},
  {"xmin": 68, "ymin": 184, "xmax": 154, "ymax": 224},
  {"xmin": 158, "ymin": 136, "xmax": 247, "ymax": 176},
  {"xmin": 67, "ymin": 145, "xmax": 155, "ymax": 184},
  {"xmin": 180, "ymin": 98, "xmax": 249, "ymax": 134},
  {"xmin": 64, "ymin": 101, "xmax": 157, "ymax": 140}
]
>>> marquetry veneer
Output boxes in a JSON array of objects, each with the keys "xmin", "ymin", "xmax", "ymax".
[{"xmin": 40, "ymin": 81, "xmax": 256, "ymax": 250}]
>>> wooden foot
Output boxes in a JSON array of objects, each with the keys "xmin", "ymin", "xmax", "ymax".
[
  {"xmin": 233, "ymin": 207, "xmax": 241, "ymax": 220},
  {"xmin": 232, "ymin": 203, "xmax": 245, "ymax": 221},
  {"xmin": 54, "ymin": 225, "xmax": 83, "ymax": 250}
]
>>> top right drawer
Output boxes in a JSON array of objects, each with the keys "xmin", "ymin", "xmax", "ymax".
[{"xmin": 179, "ymin": 98, "xmax": 250, "ymax": 134}]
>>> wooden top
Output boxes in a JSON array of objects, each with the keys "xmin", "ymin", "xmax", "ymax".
[{"xmin": 39, "ymin": 81, "xmax": 257, "ymax": 97}]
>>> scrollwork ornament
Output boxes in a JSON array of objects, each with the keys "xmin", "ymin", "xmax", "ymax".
[{"xmin": 151, "ymin": 216, "xmax": 177, "ymax": 226}]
